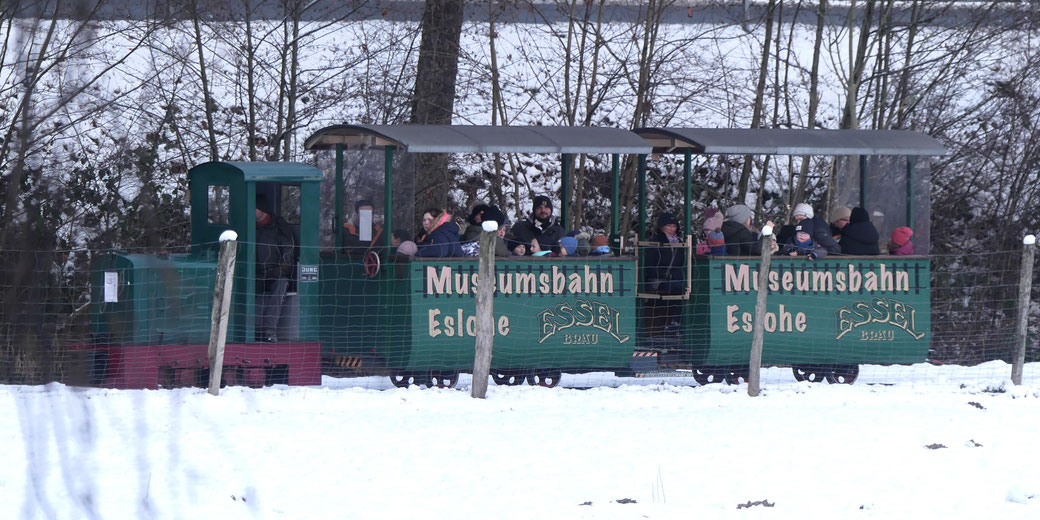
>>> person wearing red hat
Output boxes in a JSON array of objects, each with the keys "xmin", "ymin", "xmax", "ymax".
[{"xmin": 889, "ymin": 227, "xmax": 915, "ymax": 255}]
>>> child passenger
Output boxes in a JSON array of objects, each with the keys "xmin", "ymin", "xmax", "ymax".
[
  {"xmin": 888, "ymin": 227, "xmax": 915, "ymax": 255},
  {"xmin": 781, "ymin": 219, "xmax": 828, "ymax": 259}
]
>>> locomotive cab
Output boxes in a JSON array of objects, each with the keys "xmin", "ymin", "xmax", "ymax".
[{"xmin": 188, "ymin": 161, "xmax": 323, "ymax": 344}]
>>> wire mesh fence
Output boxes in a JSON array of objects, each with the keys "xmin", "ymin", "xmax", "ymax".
[{"xmin": 0, "ymin": 239, "xmax": 1036, "ymax": 390}]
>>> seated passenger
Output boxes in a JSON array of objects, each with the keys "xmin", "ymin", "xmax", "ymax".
[
  {"xmin": 696, "ymin": 208, "xmax": 726, "ymax": 256},
  {"xmin": 588, "ymin": 234, "xmax": 611, "ymax": 256},
  {"xmin": 460, "ymin": 204, "xmax": 511, "ymax": 257},
  {"xmin": 392, "ymin": 229, "xmax": 418, "ymax": 256},
  {"xmin": 888, "ymin": 226, "xmax": 915, "ymax": 255},
  {"xmin": 780, "ymin": 218, "xmax": 828, "ymax": 259},
  {"xmin": 839, "ymin": 207, "xmax": 881, "ymax": 255},
  {"xmin": 551, "ymin": 236, "xmax": 578, "ymax": 257},
  {"xmin": 416, "ymin": 208, "xmax": 464, "ymax": 258},
  {"xmin": 512, "ymin": 195, "xmax": 566, "ymax": 254},
  {"xmin": 830, "ymin": 206, "xmax": 852, "ymax": 243},
  {"xmin": 776, "ymin": 203, "xmax": 840, "ymax": 254},
  {"xmin": 722, "ymin": 204, "xmax": 776, "ymax": 256}
]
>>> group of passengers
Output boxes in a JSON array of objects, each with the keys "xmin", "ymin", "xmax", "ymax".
[
  {"xmin": 373, "ymin": 195, "xmax": 613, "ymax": 259},
  {"xmin": 691, "ymin": 202, "xmax": 916, "ymax": 259}
]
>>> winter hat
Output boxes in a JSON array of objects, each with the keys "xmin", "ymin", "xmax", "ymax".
[
  {"xmin": 891, "ymin": 227, "xmax": 914, "ymax": 247},
  {"xmin": 507, "ymin": 238, "xmax": 529, "ymax": 252},
  {"xmin": 483, "ymin": 205, "xmax": 506, "ymax": 226},
  {"xmin": 849, "ymin": 207, "xmax": 870, "ymax": 224},
  {"xmin": 704, "ymin": 211, "xmax": 724, "ymax": 232},
  {"xmin": 355, "ymin": 199, "xmax": 374, "ymax": 212},
  {"xmin": 725, "ymin": 204, "xmax": 754, "ymax": 224},
  {"xmin": 397, "ymin": 241, "xmax": 418, "ymax": 256},
  {"xmin": 590, "ymin": 234, "xmax": 609, "ymax": 248},
  {"xmin": 256, "ymin": 194, "xmax": 274, "ymax": 215},
  {"xmin": 831, "ymin": 207, "xmax": 852, "ymax": 222},
  {"xmin": 657, "ymin": 212, "xmax": 679, "ymax": 228},
  {"xmin": 467, "ymin": 203, "xmax": 491, "ymax": 225},
  {"xmin": 794, "ymin": 218, "xmax": 815, "ymax": 237},
  {"xmin": 706, "ymin": 230, "xmax": 725, "ymax": 248},
  {"xmin": 793, "ymin": 203, "xmax": 814, "ymax": 219},
  {"xmin": 532, "ymin": 195, "xmax": 553, "ymax": 210},
  {"xmin": 560, "ymin": 236, "xmax": 578, "ymax": 256}
]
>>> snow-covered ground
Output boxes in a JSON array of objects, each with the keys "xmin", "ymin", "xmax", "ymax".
[{"xmin": 4, "ymin": 361, "xmax": 1040, "ymax": 519}]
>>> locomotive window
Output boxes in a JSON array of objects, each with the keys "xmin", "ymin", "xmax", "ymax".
[
  {"xmin": 208, "ymin": 185, "xmax": 229, "ymax": 224},
  {"xmin": 280, "ymin": 185, "xmax": 301, "ymax": 224}
]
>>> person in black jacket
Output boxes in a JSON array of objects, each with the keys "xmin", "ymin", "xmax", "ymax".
[
  {"xmin": 839, "ymin": 207, "xmax": 881, "ymax": 255},
  {"xmin": 511, "ymin": 195, "xmax": 566, "ymax": 255},
  {"xmin": 255, "ymin": 194, "xmax": 299, "ymax": 342},
  {"xmin": 644, "ymin": 213, "xmax": 686, "ymax": 334},
  {"xmin": 644, "ymin": 213, "xmax": 685, "ymax": 295},
  {"xmin": 722, "ymin": 204, "xmax": 776, "ymax": 256}
]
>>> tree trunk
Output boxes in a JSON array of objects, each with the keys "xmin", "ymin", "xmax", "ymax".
[
  {"xmin": 411, "ymin": 0, "xmax": 464, "ymax": 211},
  {"xmin": 737, "ymin": 0, "xmax": 776, "ymax": 203}
]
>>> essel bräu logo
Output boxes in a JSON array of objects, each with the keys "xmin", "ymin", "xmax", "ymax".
[
  {"xmin": 538, "ymin": 300, "xmax": 630, "ymax": 344},
  {"xmin": 835, "ymin": 298, "xmax": 925, "ymax": 340}
]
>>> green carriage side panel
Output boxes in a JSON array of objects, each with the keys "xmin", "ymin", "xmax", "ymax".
[
  {"xmin": 317, "ymin": 254, "xmax": 412, "ymax": 361},
  {"xmin": 692, "ymin": 256, "xmax": 930, "ymax": 366},
  {"xmin": 402, "ymin": 257, "xmax": 637, "ymax": 372},
  {"xmin": 91, "ymin": 253, "xmax": 217, "ymax": 345}
]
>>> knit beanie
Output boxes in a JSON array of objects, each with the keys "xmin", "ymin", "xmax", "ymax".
[
  {"xmin": 831, "ymin": 206, "xmax": 852, "ymax": 222},
  {"xmin": 793, "ymin": 203, "xmax": 814, "ymax": 219},
  {"xmin": 724, "ymin": 204, "xmax": 753, "ymax": 224},
  {"xmin": 559, "ymin": 236, "xmax": 578, "ymax": 255},
  {"xmin": 891, "ymin": 227, "xmax": 913, "ymax": 247},
  {"xmin": 704, "ymin": 211, "xmax": 724, "ymax": 232},
  {"xmin": 657, "ymin": 212, "xmax": 679, "ymax": 228},
  {"xmin": 794, "ymin": 218, "xmax": 815, "ymax": 237},
  {"xmin": 590, "ymin": 235, "xmax": 609, "ymax": 247}
]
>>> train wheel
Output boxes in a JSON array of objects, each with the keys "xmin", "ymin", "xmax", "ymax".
[
  {"xmin": 390, "ymin": 372, "xmax": 424, "ymax": 388},
  {"xmin": 825, "ymin": 364, "xmax": 859, "ymax": 385},
  {"xmin": 429, "ymin": 371, "xmax": 460, "ymax": 389},
  {"xmin": 491, "ymin": 371, "xmax": 525, "ymax": 386},
  {"xmin": 792, "ymin": 365, "xmax": 828, "ymax": 383},
  {"xmin": 527, "ymin": 370, "xmax": 562, "ymax": 388},
  {"xmin": 693, "ymin": 368, "xmax": 725, "ymax": 385},
  {"xmin": 724, "ymin": 367, "xmax": 749, "ymax": 385}
]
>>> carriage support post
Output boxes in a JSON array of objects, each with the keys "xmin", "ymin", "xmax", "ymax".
[
  {"xmin": 638, "ymin": 154, "xmax": 647, "ymax": 241},
  {"xmin": 1013, "ymin": 234, "xmax": 1036, "ymax": 385}
]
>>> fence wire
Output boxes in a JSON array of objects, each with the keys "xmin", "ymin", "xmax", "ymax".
[{"xmin": 0, "ymin": 240, "xmax": 1036, "ymax": 389}]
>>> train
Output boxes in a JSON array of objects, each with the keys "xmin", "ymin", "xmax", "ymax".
[{"xmin": 76, "ymin": 124, "xmax": 945, "ymax": 389}]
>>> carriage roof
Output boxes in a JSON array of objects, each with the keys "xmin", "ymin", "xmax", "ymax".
[
  {"xmin": 304, "ymin": 124, "xmax": 652, "ymax": 155},
  {"xmin": 632, "ymin": 128, "xmax": 947, "ymax": 156}
]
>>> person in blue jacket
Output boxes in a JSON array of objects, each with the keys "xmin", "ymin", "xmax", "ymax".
[{"xmin": 416, "ymin": 207, "xmax": 464, "ymax": 257}]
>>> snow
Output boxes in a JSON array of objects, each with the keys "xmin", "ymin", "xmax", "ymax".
[{"xmin": 5, "ymin": 362, "xmax": 1040, "ymax": 519}]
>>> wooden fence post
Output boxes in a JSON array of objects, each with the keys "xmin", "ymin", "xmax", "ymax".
[
  {"xmin": 208, "ymin": 231, "xmax": 238, "ymax": 396},
  {"xmin": 748, "ymin": 224, "xmax": 774, "ymax": 397},
  {"xmin": 1012, "ymin": 234, "xmax": 1035, "ymax": 385},
  {"xmin": 472, "ymin": 221, "xmax": 498, "ymax": 398}
]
